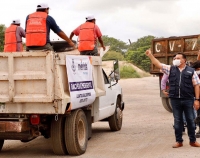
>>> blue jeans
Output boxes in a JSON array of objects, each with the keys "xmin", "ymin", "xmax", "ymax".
[
  {"xmin": 170, "ymin": 98, "xmax": 196, "ymax": 143},
  {"xmin": 182, "ymin": 110, "xmax": 196, "ymax": 124}
]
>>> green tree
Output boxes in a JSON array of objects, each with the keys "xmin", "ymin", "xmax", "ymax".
[
  {"xmin": 0, "ymin": 24, "xmax": 6, "ymax": 51},
  {"xmin": 128, "ymin": 35, "xmax": 155, "ymax": 51},
  {"xmin": 102, "ymin": 35, "xmax": 128, "ymax": 53},
  {"xmin": 125, "ymin": 35, "xmax": 155, "ymax": 72}
]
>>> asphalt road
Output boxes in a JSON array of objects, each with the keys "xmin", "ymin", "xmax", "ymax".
[{"xmin": 1, "ymin": 77, "xmax": 200, "ymax": 158}]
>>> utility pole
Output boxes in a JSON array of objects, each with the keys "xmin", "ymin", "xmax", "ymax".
[{"xmin": 128, "ymin": 39, "xmax": 131, "ymax": 45}]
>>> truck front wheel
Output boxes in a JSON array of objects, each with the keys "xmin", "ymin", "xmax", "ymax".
[
  {"xmin": 108, "ymin": 98, "xmax": 123, "ymax": 131},
  {"xmin": 0, "ymin": 139, "xmax": 4, "ymax": 151},
  {"xmin": 65, "ymin": 109, "xmax": 88, "ymax": 155}
]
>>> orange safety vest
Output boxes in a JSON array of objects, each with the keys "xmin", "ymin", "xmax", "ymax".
[
  {"xmin": 26, "ymin": 12, "xmax": 47, "ymax": 46},
  {"xmin": 4, "ymin": 25, "xmax": 22, "ymax": 52},
  {"xmin": 78, "ymin": 22, "xmax": 96, "ymax": 51}
]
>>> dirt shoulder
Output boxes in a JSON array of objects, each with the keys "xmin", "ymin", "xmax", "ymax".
[{"xmin": 102, "ymin": 60, "xmax": 150, "ymax": 77}]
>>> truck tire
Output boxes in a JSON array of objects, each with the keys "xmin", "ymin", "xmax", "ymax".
[
  {"xmin": 51, "ymin": 115, "xmax": 68, "ymax": 155},
  {"xmin": 65, "ymin": 109, "xmax": 88, "ymax": 155},
  {"xmin": 167, "ymin": 98, "xmax": 172, "ymax": 111},
  {"xmin": 0, "ymin": 139, "xmax": 4, "ymax": 151},
  {"xmin": 161, "ymin": 97, "xmax": 172, "ymax": 113},
  {"xmin": 108, "ymin": 98, "xmax": 123, "ymax": 131}
]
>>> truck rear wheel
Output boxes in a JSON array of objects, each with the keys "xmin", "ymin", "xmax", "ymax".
[
  {"xmin": 161, "ymin": 97, "xmax": 172, "ymax": 113},
  {"xmin": 51, "ymin": 115, "xmax": 68, "ymax": 155},
  {"xmin": 65, "ymin": 109, "xmax": 88, "ymax": 155},
  {"xmin": 108, "ymin": 98, "xmax": 123, "ymax": 131},
  {"xmin": 0, "ymin": 139, "xmax": 4, "ymax": 151}
]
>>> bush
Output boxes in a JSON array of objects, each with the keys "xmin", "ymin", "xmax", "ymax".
[
  {"xmin": 120, "ymin": 65, "xmax": 140, "ymax": 78},
  {"xmin": 125, "ymin": 46, "xmax": 151, "ymax": 72},
  {"xmin": 102, "ymin": 51, "xmax": 124, "ymax": 61}
]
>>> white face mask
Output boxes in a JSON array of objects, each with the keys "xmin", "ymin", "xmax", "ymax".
[
  {"xmin": 173, "ymin": 59, "xmax": 181, "ymax": 66},
  {"xmin": 196, "ymin": 70, "xmax": 200, "ymax": 75}
]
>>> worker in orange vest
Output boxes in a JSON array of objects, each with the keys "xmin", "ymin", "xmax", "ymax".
[
  {"xmin": 4, "ymin": 19, "xmax": 25, "ymax": 52},
  {"xmin": 70, "ymin": 15, "xmax": 105, "ymax": 56},
  {"xmin": 25, "ymin": 3, "xmax": 75, "ymax": 51}
]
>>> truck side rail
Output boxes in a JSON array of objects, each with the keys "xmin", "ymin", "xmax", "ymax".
[
  {"xmin": 151, "ymin": 35, "xmax": 200, "ymax": 74},
  {"xmin": 0, "ymin": 51, "xmax": 54, "ymax": 103}
]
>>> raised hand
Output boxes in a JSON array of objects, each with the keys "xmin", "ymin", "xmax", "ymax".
[{"xmin": 145, "ymin": 49, "xmax": 152, "ymax": 56}]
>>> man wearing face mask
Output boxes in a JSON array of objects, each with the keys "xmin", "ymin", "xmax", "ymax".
[
  {"xmin": 161, "ymin": 55, "xmax": 188, "ymax": 133},
  {"xmin": 161, "ymin": 56, "xmax": 196, "ymax": 133},
  {"xmin": 145, "ymin": 49, "xmax": 200, "ymax": 148}
]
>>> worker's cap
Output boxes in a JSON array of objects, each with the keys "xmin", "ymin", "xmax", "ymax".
[
  {"xmin": 86, "ymin": 15, "xmax": 95, "ymax": 21},
  {"xmin": 37, "ymin": 3, "xmax": 49, "ymax": 9},
  {"xmin": 12, "ymin": 19, "xmax": 20, "ymax": 24}
]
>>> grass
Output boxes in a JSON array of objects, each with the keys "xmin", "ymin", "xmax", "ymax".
[
  {"xmin": 120, "ymin": 65, "xmax": 141, "ymax": 78},
  {"xmin": 102, "ymin": 51, "xmax": 124, "ymax": 61}
]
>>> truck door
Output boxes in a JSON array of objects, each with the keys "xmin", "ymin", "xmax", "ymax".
[{"xmin": 95, "ymin": 69, "xmax": 117, "ymax": 120}]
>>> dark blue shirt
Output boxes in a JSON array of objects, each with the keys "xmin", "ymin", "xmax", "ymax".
[{"xmin": 25, "ymin": 13, "xmax": 62, "ymax": 43}]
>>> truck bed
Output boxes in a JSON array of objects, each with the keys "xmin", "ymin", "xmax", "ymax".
[{"xmin": 0, "ymin": 50, "xmax": 106, "ymax": 114}]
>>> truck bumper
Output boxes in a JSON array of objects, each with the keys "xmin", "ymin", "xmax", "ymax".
[
  {"xmin": 0, "ymin": 121, "xmax": 32, "ymax": 140},
  {"xmin": 0, "ymin": 121, "xmax": 29, "ymax": 133}
]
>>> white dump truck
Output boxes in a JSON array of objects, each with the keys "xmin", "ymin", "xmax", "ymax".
[{"xmin": 0, "ymin": 42, "xmax": 124, "ymax": 155}]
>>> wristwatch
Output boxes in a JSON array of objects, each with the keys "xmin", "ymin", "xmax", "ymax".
[{"xmin": 195, "ymin": 98, "xmax": 200, "ymax": 101}]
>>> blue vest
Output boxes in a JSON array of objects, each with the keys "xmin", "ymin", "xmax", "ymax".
[{"xmin": 169, "ymin": 65, "xmax": 195, "ymax": 99}]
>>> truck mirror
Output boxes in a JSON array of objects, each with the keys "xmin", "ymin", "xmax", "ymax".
[{"xmin": 113, "ymin": 60, "xmax": 120, "ymax": 81}]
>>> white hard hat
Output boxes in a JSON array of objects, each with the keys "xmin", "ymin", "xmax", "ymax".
[
  {"xmin": 12, "ymin": 19, "xmax": 20, "ymax": 24},
  {"xmin": 86, "ymin": 15, "xmax": 95, "ymax": 21},
  {"xmin": 37, "ymin": 3, "xmax": 49, "ymax": 9}
]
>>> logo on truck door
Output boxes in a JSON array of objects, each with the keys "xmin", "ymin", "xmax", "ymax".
[{"xmin": 71, "ymin": 59, "xmax": 76, "ymax": 72}]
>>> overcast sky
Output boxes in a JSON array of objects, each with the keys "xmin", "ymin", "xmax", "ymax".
[{"xmin": 1, "ymin": 0, "xmax": 200, "ymax": 44}]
